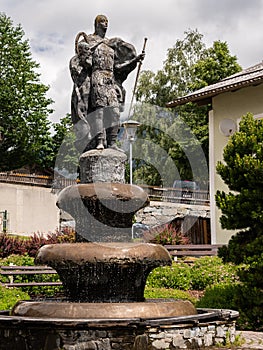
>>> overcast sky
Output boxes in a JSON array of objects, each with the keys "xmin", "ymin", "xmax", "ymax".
[{"xmin": 2, "ymin": 0, "xmax": 263, "ymax": 124}]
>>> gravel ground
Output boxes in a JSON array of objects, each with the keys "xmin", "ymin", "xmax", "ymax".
[{"xmin": 211, "ymin": 331, "xmax": 263, "ymax": 349}]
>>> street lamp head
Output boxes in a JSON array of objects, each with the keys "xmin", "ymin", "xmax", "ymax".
[
  {"xmin": 121, "ymin": 120, "xmax": 140, "ymax": 185},
  {"xmin": 122, "ymin": 120, "xmax": 140, "ymax": 141}
]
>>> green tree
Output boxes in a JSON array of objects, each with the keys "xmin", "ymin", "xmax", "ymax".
[
  {"xmin": 216, "ymin": 113, "xmax": 263, "ymax": 331},
  {"xmin": 216, "ymin": 113, "xmax": 263, "ymax": 231},
  {"xmin": 133, "ymin": 30, "xmax": 241, "ymax": 186},
  {"xmin": 136, "ymin": 29, "xmax": 206, "ymax": 106},
  {"xmin": 52, "ymin": 114, "xmax": 79, "ymax": 176},
  {"xmin": 0, "ymin": 13, "xmax": 53, "ymax": 171},
  {"xmin": 190, "ymin": 41, "xmax": 242, "ymax": 90}
]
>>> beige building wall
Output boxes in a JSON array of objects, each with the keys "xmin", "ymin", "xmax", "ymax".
[
  {"xmin": 0, "ymin": 183, "xmax": 60, "ymax": 235},
  {"xmin": 210, "ymin": 84, "xmax": 263, "ymax": 244}
]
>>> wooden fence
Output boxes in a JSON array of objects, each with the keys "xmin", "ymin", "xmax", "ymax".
[
  {"xmin": 0, "ymin": 265, "xmax": 61, "ymax": 288},
  {"xmin": 164, "ymin": 244, "xmax": 223, "ymax": 260}
]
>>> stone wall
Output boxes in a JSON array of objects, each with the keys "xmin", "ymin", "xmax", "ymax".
[
  {"xmin": 135, "ymin": 201, "xmax": 210, "ymax": 228},
  {"xmin": 0, "ymin": 314, "xmax": 237, "ymax": 350},
  {"xmin": 146, "ymin": 320, "xmax": 236, "ymax": 349}
]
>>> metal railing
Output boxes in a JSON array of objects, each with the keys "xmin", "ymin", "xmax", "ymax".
[
  {"xmin": 139, "ymin": 184, "xmax": 210, "ymax": 206},
  {"xmin": 0, "ymin": 172, "xmax": 209, "ymax": 205},
  {"xmin": 0, "ymin": 172, "xmax": 53, "ymax": 187}
]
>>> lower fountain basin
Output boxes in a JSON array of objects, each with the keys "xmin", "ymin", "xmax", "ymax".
[
  {"xmin": 35, "ymin": 242, "xmax": 172, "ymax": 302},
  {"xmin": 11, "ymin": 299, "xmax": 197, "ymax": 319}
]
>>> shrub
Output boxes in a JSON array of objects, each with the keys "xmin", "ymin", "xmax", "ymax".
[
  {"xmin": 196, "ymin": 282, "xmax": 263, "ymax": 331},
  {"xmin": 0, "ymin": 254, "xmax": 63, "ymax": 297},
  {"xmin": 196, "ymin": 283, "xmax": 237, "ymax": 310},
  {"xmin": 0, "ymin": 234, "xmax": 26, "ymax": 257},
  {"xmin": 144, "ymin": 223, "xmax": 190, "ymax": 245},
  {"xmin": 215, "ymin": 114, "xmax": 263, "ymax": 330},
  {"xmin": 147, "ymin": 257, "xmax": 239, "ymax": 291},
  {"xmin": 147, "ymin": 263, "xmax": 192, "ymax": 290},
  {"xmin": 144, "ymin": 286, "xmax": 197, "ymax": 304},
  {"xmin": 0, "ymin": 254, "xmax": 35, "ymax": 267},
  {"xmin": 235, "ymin": 284, "xmax": 263, "ymax": 331},
  {"xmin": 0, "ymin": 285, "xmax": 30, "ymax": 311},
  {"xmin": 189, "ymin": 256, "xmax": 239, "ymax": 290},
  {"xmin": 218, "ymin": 230, "xmax": 263, "ymax": 331},
  {"xmin": 218, "ymin": 229, "xmax": 262, "ymax": 265},
  {"xmin": 0, "ymin": 228, "xmax": 75, "ymax": 258}
]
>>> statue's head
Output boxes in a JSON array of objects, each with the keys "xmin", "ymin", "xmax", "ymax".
[{"xmin": 94, "ymin": 15, "xmax": 108, "ymax": 33}]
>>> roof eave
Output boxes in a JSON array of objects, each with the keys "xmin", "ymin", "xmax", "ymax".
[{"xmin": 166, "ymin": 76, "xmax": 263, "ymax": 108}]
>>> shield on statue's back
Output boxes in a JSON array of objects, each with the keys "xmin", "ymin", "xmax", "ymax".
[{"xmin": 108, "ymin": 37, "xmax": 137, "ymax": 84}]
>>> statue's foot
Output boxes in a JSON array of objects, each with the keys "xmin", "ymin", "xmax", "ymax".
[
  {"xmin": 96, "ymin": 142, "xmax": 104, "ymax": 150},
  {"xmin": 109, "ymin": 144, "xmax": 125, "ymax": 153}
]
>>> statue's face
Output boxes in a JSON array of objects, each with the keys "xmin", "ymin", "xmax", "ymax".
[{"xmin": 95, "ymin": 15, "xmax": 108, "ymax": 32}]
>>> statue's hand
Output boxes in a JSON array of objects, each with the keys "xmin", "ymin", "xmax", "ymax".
[{"xmin": 136, "ymin": 52, "xmax": 145, "ymax": 62}]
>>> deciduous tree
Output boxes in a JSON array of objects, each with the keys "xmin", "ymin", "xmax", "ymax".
[
  {"xmin": 133, "ymin": 29, "xmax": 241, "ymax": 186},
  {"xmin": 0, "ymin": 13, "xmax": 53, "ymax": 171}
]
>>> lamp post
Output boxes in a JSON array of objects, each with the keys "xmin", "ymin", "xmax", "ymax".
[{"xmin": 122, "ymin": 120, "xmax": 140, "ymax": 185}]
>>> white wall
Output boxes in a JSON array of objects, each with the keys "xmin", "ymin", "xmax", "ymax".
[
  {"xmin": 211, "ymin": 83, "xmax": 263, "ymax": 244},
  {"xmin": 0, "ymin": 183, "xmax": 59, "ymax": 235}
]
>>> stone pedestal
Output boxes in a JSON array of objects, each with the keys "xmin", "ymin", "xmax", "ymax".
[
  {"xmin": 57, "ymin": 148, "xmax": 149, "ymax": 242},
  {"xmin": 79, "ymin": 148, "xmax": 126, "ymax": 183}
]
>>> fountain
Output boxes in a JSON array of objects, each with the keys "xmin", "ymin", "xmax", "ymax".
[
  {"xmin": 0, "ymin": 15, "xmax": 239, "ymax": 350},
  {"xmin": 0, "ymin": 147, "xmax": 239, "ymax": 350}
]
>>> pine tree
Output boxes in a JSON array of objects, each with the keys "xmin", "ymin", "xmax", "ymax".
[
  {"xmin": 216, "ymin": 113, "xmax": 263, "ymax": 232},
  {"xmin": 216, "ymin": 113, "xmax": 263, "ymax": 331}
]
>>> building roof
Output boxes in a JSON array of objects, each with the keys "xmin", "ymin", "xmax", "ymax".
[{"xmin": 166, "ymin": 61, "xmax": 263, "ymax": 108}]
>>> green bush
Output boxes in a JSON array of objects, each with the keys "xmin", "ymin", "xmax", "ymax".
[
  {"xmin": 147, "ymin": 257, "xmax": 238, "ymax": 291},
  {"xmin": 0, "ymin": 254, "xmax": 63, "ymax": 297},
  {"xmin": 218, "ymin": 229, "xmax": 262, "ymax": 265},
  {"xmin": 196, "ymin": 282, "xmax": 263, "ymax": 331},
  {"xmin": 189, "ymin": 256, "xmax": 238, "ymax": 290},
  {"xmin": 0, "ymin": 253, "xmax": 35, "ymax": 267},
  {"xmin": 218, "ymin": 231, "xmax": 263, "ymax": 331},
  {"xmin": 0, "ymin": 285, "xmax": 30, "ymax": 311},
  {"xmin": 235, "ymin": 284, "xmax": 263, "ymax": 331},
  {"xmin": 215, "ymin": 114, "xmax": 263, "ymax": 330},
  {"xmin": 196, "ymin": 283, "xmax": 237, "ymax": 310},
  {"xmin": 144, "ymin": 286, "xmax": 197, "ymax": 304},
  {"xmin": 147, "ymin": 263, "xmax": 192, "ymax": 290}
]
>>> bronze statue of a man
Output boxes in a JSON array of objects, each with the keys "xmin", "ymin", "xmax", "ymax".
[{"xmin": 69, "ymin": 15, "xmax": 145, "ymax": 152}]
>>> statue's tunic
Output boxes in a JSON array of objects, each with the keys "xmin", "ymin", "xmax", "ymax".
[{"xmin": 91, "ymin": 42, "xmax": 119, "ymax": 109}]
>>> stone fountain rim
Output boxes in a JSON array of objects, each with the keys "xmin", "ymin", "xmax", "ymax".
[
  {"xmin": 0, "ymin": 308, "xmax": 239, "ymax": 328},
  {"xmin": 35, "ymin": 241, "xmax": 172, "ymax": 264},
  {"xmin": 58, "ymin": 182, "xmax": 149, "ymax": 200},
  {"xmin": 11, "ymin": 299, "xmax": 197, "ymax": 320}
]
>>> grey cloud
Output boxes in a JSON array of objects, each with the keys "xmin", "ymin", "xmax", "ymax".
[{"xmin": 2, "ymin": 0, "xmax": 263, "ymax": 123}]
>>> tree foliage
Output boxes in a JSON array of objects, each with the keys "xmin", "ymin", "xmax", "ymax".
[
  {"xmin": 133, "ymin": 29, "xmax": 241, "ymax": 186},
  {"xmin": 216, "ymin": 113, "xmax": 263, "ymax": 231},
  {"xmin": 216, "ymin": 113, "xmax": 263, "ymax": 331},
  {"xmin": 136, "ymin": 29, "xmax": 206, "ymax": 106},
  {"xmin": 0, "ymin": 13, "xmax": 53, "ymax": 171},
  {"xmin": 52, "ymin": 114, "xmax": 79, "ymax": 175}
]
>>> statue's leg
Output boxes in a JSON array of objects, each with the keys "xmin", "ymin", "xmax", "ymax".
[
  {"xmin": 94, "ymin": 108, "xmax": 105, "ymax": 150},
  {"xmin": 106, "ymin": 107, "xmax": 120, "ymax": 150}
]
